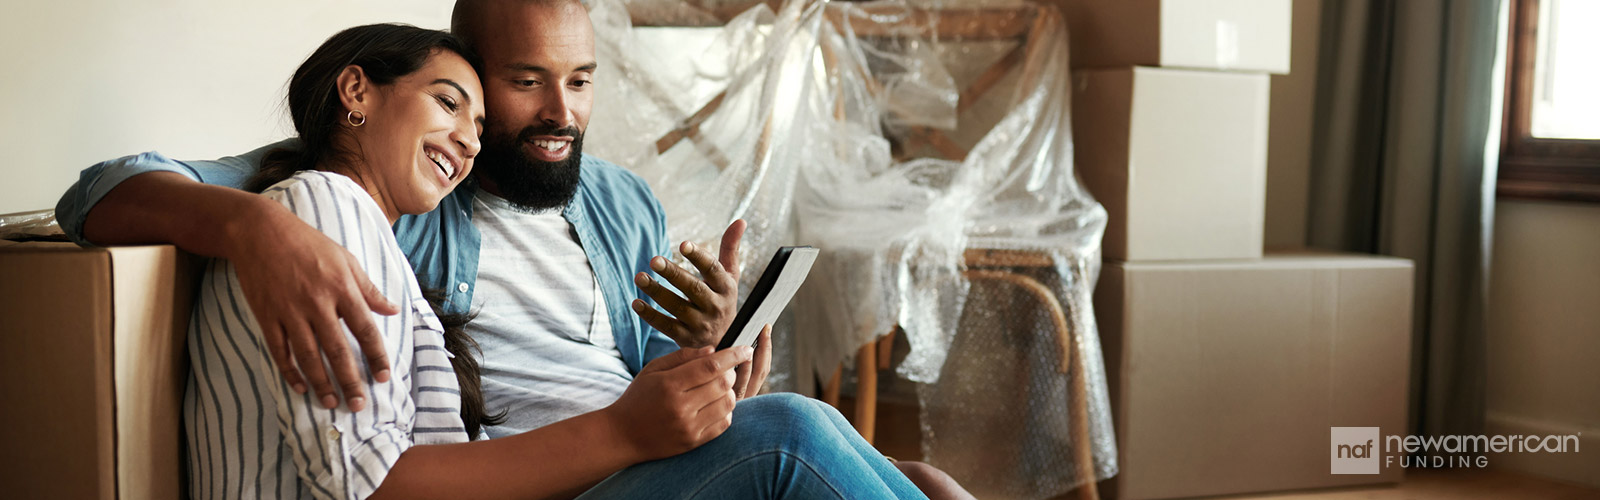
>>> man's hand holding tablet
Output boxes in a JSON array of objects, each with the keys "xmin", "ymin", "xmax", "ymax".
[{"xmin": 719, "ymin": 246, "xmax": 820, "ymax": 350}]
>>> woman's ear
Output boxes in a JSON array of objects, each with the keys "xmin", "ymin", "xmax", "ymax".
[{"xmin": 335, "ymin": 65, "xmax": 374, "ymax": 115}]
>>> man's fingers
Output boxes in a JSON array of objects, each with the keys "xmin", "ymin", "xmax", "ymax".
[
  {"xmin": 339, "ymin": 291, "xmax": 391, "ymax": 385},
  {"xmin": 261, "ymin": 321, "xmax": 308, "ymax": 394},
  {"xmin": 649, "ymin": 257, "xmax": 717, "ymax": 306},
  {"xmin": 287, "ymin": 321, "xmax": 339, "ymax": 409},
  {"xmin": 733, "ymin": 359, "xmax": 752, "ymax": 399},
  {"xmin": 631, "ymin": 299, "xmax": 693, "ymax": 344},
  {"xmin": 679, "ymin": 241, "xmax": 731, "ymax": 294},
  {"xmin": 695, "ymin": 393, "xmax": 737, "ymax": 443},
  {"xmin": 718, "ymin": 219, "xmax": 747, "ymax": 276},
  {"xmin": 355, "ymin": 266, "xmax": 400, "ymax": 316},
  {"xmin": 634, "ymin": 272, "xmax": 696, "ymax": 317},
  {"xmin": 640, "ymin": 346, "xmax": 715, "ymax": 375},
  {"xmin": 748, "ymin": 325, "xmax": 772, "ymax": 397},
  {"xmin": 685, "ymin": 364, "xmax": 739, "ymax": 408},
  {"xmin": 694, "ymin": 384, "xmax": 737, "ymax": 423},
  {"xmin": 347, "ymin": 261, "xmax": 393, "ymax": 383},
  {"xmin": 313, "ymin": 309, "xmax": 367, "ymax": 412},
  {"xmin": 673, "ymin": 346, "xmax": 753, "ymax": 387}
]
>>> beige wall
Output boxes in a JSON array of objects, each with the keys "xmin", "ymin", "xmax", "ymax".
[
  {"xmin": 0, "ymin": 0, "xmax": 452, "ymax": 215},
  {"xmin": 1486, "ymin": 199, "xmax": 1600, "ymax": 487},
  {"xmin": 1264, "ymin": 0, "xmax": 1321, "ymax": 248},
  {"xmin": 1263, "ymin": 0, "xmax": 1598, "ymax": 486}
]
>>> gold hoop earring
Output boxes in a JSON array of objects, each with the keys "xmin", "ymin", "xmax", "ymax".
[{"xmin": 347, "ymin": 110, "xmax": 366, "ymax": 127}]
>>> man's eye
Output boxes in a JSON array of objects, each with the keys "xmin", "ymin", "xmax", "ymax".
[
  {"xmin": 514, "ymin": 80, "xmax": 538, "ymax": 87},
  {"xmin": 571, "ymin": 80, "xmax": 591, "ymax": 88}
]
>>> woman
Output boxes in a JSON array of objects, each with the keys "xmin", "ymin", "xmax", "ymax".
[
  {"xmin": 185, "ymin": 23, "xmax": 489, "ymax": 499},
  {"xmin": 183, "ymin": 23, "xmax": 935, "ymax": 500}
]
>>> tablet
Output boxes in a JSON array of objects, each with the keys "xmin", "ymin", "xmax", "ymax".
[{"xmin": 717, "ymin": 246, "xmax": 820, "ymax": 350}]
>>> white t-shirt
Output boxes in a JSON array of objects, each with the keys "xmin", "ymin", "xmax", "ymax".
[{"xmin": 467, "ymin": 191, "xmax": 636, "ymax": 437}]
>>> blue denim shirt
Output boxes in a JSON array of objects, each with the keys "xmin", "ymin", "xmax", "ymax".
[{"xmin": 56, "ymin": 140, "xmax": 680, "ymax": 373}]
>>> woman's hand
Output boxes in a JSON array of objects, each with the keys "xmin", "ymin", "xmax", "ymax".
[{"xmin": 604, "ymin": 346, "xmax": 753, "ymax": 461}]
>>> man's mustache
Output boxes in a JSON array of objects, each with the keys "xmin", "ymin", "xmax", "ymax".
[{"xmin": 517, "ymin": 125, "xmax": 581, "ymax": 141}]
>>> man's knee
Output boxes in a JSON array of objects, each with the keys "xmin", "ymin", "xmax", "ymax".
[
  {"xmin": 725, "ymin": 393, "xmax": 837, "ymax": 448},
  {"xmin": 734, "ymin": 392, "xmax": 825, "ymax": 425}
]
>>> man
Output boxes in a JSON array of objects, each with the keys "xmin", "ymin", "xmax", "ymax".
[
  {"xmin": 61, "ymin": 0, "xmax": 751, "ymax": 428},
  {"xmin": 58, "ymin": 0, "xmax": 971, "ymax": 497}
]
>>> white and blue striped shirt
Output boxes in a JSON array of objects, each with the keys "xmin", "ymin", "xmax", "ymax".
[{"xmin": 183, "ymin": 171, "xmax": 468, "ymax": 500}]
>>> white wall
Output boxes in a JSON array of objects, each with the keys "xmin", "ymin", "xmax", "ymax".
[
  {"xmin": 1486, "ymin": 199, "xmax": 1600, "ymax": 488},
  {"xmin": 0, "ymin": 0, "xmax": 453, "ymax": 214}
]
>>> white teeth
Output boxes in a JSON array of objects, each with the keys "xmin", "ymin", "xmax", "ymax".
[
  {"xmin": 535, "ymin": 140, "xmax": 563, "ymax": 151},
  {"xmin": 426, "ymin": 150, "xmax": 455, "ymax": 179}
]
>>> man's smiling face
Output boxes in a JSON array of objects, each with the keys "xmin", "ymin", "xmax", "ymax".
[{"xmin": 454, "ymin": 0, "xmax": 596, "ymax": 210}]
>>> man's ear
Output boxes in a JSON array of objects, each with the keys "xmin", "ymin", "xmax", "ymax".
[{"xmin": 335, "ymin": 65, "xmax": 374, "ymax": 114}]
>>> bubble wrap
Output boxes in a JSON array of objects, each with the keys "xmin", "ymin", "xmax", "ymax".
[{"xmin": 585, "ymin": 0, "xmax": 1115, "ymax": 496}]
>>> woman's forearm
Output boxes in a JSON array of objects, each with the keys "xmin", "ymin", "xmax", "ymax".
[{"xmin": 371, "ymin": 407, "xmax": 642, "ymax": 500}]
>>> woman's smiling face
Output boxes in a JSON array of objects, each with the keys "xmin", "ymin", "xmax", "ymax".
[{"xmin": 350, "ymin": 49, "xmax": 485, "ymax": 218}]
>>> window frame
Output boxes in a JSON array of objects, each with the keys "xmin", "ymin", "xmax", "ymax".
[{"xmin": 1498, "ymin": 0, "xmax": 1600, "ymax": 202}]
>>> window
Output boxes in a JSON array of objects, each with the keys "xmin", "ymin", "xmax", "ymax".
[{"xmin": 1499, "ymin": 0, "xmax": 1600, "ymax": 202}]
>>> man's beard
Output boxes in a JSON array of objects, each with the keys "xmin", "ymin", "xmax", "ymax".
[{"xmin": 474, "ymin": 124, "xmax": 584, "ymax": 211}]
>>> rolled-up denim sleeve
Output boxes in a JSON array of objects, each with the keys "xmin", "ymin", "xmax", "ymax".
[{"xmin": 55, "ymin": 140, "xmax": 295, "ymax": 245}]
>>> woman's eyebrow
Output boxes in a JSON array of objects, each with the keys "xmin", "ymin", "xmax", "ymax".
[{"xmin": 431, "ymin": 79, "xmax": 473, "ymax": 105}]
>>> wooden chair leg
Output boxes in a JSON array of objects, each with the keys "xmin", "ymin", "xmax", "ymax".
[
  {"xmin": 877, "ymin": 328, "xmax": 895, "ymax": 370},
  {"xmin": 822, "ymin": 364, "xmax": 843, "ymax": 407},
  {"xmin": 964, "ymin": 269, "xmax": 1099, "ymax": 499},
  {"xmin": 1068, "ymin": 329, "xmax": 1099, "ymax": 500},
  {"xmin": 854, "ymin": 340, "xmax": 878, "ymax": 444}
]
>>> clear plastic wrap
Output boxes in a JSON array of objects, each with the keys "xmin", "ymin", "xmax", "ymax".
[
  {"xmin": 0, "ymin": 209, "xmax": 65, "ymax": 241},
  {"xmin": 589, "ymin": 0, "xmax": 825, "ymax": 393},
  {"xmin": 586, "ymin": 0, "xmax": 1115, "ymax": 496}
]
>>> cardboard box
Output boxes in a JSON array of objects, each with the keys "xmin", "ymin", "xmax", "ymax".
[
  {"xmin": 1095, "ymin": 253, "xmax": 1413, "ymax": 499},
  {"xmin": 0, "ymin": 242, "xmax": 198, "ymax": 500},
  {"xmin": 1059, "ymin": 0, "xmax": 1292, "ymax": 74},
  {"xmin": 1071, "ymin": 67, "xmax": 1269, "ymax": 261}
]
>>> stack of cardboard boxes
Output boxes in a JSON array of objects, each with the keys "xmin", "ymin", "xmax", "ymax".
[
  {"xmin": 1059, "ymin": 1, "xmax": 1413, "ymax": 498},
  {"xmin": 0, "ymin": 242, "xmax": 195, "ymax": 499}
]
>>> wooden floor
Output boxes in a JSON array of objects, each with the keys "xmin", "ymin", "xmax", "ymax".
[
  {"xmin": 838, "ymin": 397, "xmax": 1600, "ymax": 500},
  {"xmin": 1216, "ymin": 468, "xmax": 1600, "ymax": 500}
]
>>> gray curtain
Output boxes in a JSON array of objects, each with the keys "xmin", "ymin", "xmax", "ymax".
[{"xmin": 1307, "ymin": 0, "xmax": 1501, "ymax": 440}]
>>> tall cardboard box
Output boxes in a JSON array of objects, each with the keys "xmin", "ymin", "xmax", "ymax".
[
  {"xmin": 1059, "ymin": 0, "xmax": 1292, "ymax": 74},
  {"xmin": 1071, "ymin": 67, "xmax": 1269, "ymax": 261},
  {"xmin": 1095, "ymin": 253, "xmax": 1413, "ymax": 499},
  {"xmin": 0, "ymin": 243, "xmax": 197, "ymax": 500}
]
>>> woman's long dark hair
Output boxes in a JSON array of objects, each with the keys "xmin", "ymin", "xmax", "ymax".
[
  {"xmin": 422, "ymin": 289, "xmax": 506, "ymax": 438},
  {"xmin": 244, "ymin": 23, "xmax": 502, "ymax": 438}
]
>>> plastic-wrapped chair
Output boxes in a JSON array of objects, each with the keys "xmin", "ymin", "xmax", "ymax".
[
  {"xmin": 821, "ymin": 247, "xmax": 1099, "ymax": 500},
  {"xmin": 613, "ymin": 1, "xmax": 1115, "ymax": 497},
  {"xmin": 802, "ymin": 4, "xmax": 1107, "ymax": 499}
]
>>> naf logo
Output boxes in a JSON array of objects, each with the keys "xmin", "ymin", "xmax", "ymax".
[{"xmin": 1331, "ymin": 427, "xmax": 1380, "ymax": 474}]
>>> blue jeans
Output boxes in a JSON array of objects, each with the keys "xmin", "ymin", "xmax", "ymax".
[{"xmin": 576, "ymin": 393, "xmax": 928, "ymax": 499}]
